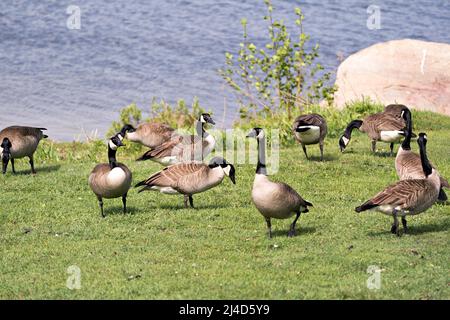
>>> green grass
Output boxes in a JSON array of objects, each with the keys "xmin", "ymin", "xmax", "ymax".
[{"xmin": 0, "ymin": 111, "xmax": 449, "ymax": 300}]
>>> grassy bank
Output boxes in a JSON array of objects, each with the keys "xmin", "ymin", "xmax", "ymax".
[{"xmin": 0, "ymin": 110, "xmax": 449, "ymax": 299}]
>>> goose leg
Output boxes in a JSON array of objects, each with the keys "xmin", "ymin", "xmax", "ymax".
[
  {"xmin": 265, "ymin": 217, "xmax": 272, "ymax": 239},
  {"xmin": 29, "ymin": 156, "xmax": 36, "ymax": 174},
  {"xmin": 11, "ymin": 159, "xmax": 16, "ymax": 174},
  {"xmin": 188, "ymin": 195, "xmax": 194, "ymax": 208},
  {"xmin": 391, "ymin": 210, "xmax": 400, "ymax": 236},
  {"xmin": 288, "ymin": 212, "xmax": 301, "ymax": 237},
  {"xmin": 301, "ymin": 144, "xmax": 308, "ymax": 160},
  {"xmin": 122, "ymin": 193, "xmax": 127, "ymax": 214},
  {"xmin": 401, "ymin": 217, "xmax": 408, "ymax": 233},
  {"xmin": 319, "ymin": 141, "xmax": 324, "ymax": 161},
  {"xmin": 183, "ymin": 195, "xmax": 189, "ymax": 208},
  {"xmin": 389, "ymin": 143, "xmax": 394, "ymax": 156},
  {"xmin": 371, "ymin": 140, "xmax": 377, "ymax": 153},
  {"xmin": 97, "ymin": 196, "xmax": 105, "ymax": 218}
]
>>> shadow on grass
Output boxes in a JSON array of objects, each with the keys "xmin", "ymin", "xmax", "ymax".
[
  {"xmin": 306, "ymin": 154, "xmax": 339, "ymax": 162},
  {"xmin": 368, "ymin": 222, "xmax": 449, "ymax": 237},
  {"xmin": 269, "ymin": 226, "xmax": 316, "ymax": 238},
  {"xmin": 11, "ymin": 164, "xmax": 61, "ymax": 175},
  {"xmin": 373, "ymin": 151, "xmax": 395, "ymax": 158},
  {"xmin": 142, "ymin": 202, "xmax": 230, "ymax": 210},
  {"xmin": 102, "ymin": 206, "xmax": 140, "ymax": 217}
]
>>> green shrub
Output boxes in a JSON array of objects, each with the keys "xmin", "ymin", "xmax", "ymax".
[
  {"xmin": 220, "ymin": 0, "xmax": 336, "ymax": 122},
  {"xmin": 149, "ymin": 97, "xmax": 207, "ymax": 129}
]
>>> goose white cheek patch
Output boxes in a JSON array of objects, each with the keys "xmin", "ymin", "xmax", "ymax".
[
  {"xmin": 200, "ymin": 115, "xmax": 206, "ymax": 123},
  {"xmin": 109, "ymin": 140, "xmax": 118, "ymax": 150},
  {"xmin": 223, "ymin": 165, "xmax": 231, "ymax": 176},
  {"xmin": 342, "ymin": 136, "xmax": 350, "ymax": 146}
]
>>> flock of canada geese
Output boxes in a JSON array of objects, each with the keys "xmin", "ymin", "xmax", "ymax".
[{"xmin": 0, "ymin": 104, "xmax": 448, "ymax": 237}]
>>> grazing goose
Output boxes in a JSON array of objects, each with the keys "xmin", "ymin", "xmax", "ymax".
[
  {"xmin": 136, "ymin": 113, "xmax": 216, "ymax": 165},
  {"xmin": 247, "ymin": 128, "xmax": 312, "ymax": 238},
  {"xmin": 0, "ymin": 126, "xmax": 48, "ymax": 174},
  {"xmin": 293, "ymin": 113, "xmax": 327, "ymax": 161},
  {"xmin": 395, "ymin": 109, "xmax": 449, "ymax": 202},
  {"xmin": 135, "ymin": 156, "xmax": 235, "ymax": 208},
  {"xmin": 120, "ymin": 122, "xmax": 175, "ymax": 149},
  {"xmin": 355, "ymin": 133, "xmax": 441, "ymax": 236},
  {"xmin": 88, "ymin": 133, "xmax": 132, "ymax": 217},
  {"xmin": 339, "ymin": 105, "xmax": 415, "ymax": 155}
]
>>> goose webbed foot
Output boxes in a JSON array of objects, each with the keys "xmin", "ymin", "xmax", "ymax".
[
  {"xmin": 288, "ymin": 212, "xmax": 301, "ymax": 237},
  {"xmin": 183, "ymin": 195, "xmax": 194, "ymax": 208},
  {"xmin": 98, "ymin": 197, "xmax": 105, "ymax": 218},
  {"xmin": 390, "ymin": 224, "xmax": 397, "ymax": 234},
  {"xmin": 401, "ymin": 217, "xmax": 408, "ymax": 233}
]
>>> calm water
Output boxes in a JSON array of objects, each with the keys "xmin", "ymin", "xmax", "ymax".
[{"xmin": 0, "ymin": 0, "xmax": 449, "ymax": 141}]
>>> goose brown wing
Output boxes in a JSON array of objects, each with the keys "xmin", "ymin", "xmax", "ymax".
[
  {"xmin": 358, "ymin": 180, "xmax": 434, "ymax": 211},
  {"xmin": 137, "ymin": 162, "xmax": 206, "ymax": 188},
  {"xmin": 0, "ymin": 126, "xmax": 47, "ymax": 138},
  {"xmin": 293, "ymin": 114, "xmax": 325, "ymax": 127}
]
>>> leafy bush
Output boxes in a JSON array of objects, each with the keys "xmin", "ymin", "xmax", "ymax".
[
  {"xmin": 220, "ymin": 0, "xmax": 337, "ymax": 122},
  {"xmin": 149, "ymin": 97, "xmax": 207, "ymax": 129}
]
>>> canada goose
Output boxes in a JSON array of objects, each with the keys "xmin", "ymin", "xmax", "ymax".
[
  {"xmin": 135, "ymin": 156, "xmax": 235, "ymax": 208},
  {"xmin": 120, "ymin": 122, "xmax": 175, "ymax": 149},
  {"xmin": 293, "ymin": 113, "xmax": 327, "ymax": 161},
  {"xmin": 395, "ymin": 109, "xmax": 449, "ymax": 202},
  {"xmin": 247, "ymin": 128, "xmax": 312, "ymax": 238},
  {"xmin": 0, "ymin": 126, "xmax": 48, "ymax": 174},
  {"xmin": 339, "ymin": 105, "xmax": 415, "ymax": 155},
  {"xmin": 355, "ymin": 133, "xmax": 441, "ymax": 236},
  {"xmin": 136, "ymin": 113, "xmax": 216, "ymax": 165},
  {"xmin": 88, "ymin": 133, "xmax": 132, "ymax": 217}
]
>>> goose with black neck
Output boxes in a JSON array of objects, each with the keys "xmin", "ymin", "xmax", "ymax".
[
  {"xmin": 247, "ymin": 128, "xmax": 313, "ymax": 238},
  {"xmin": 88, "ymin": 133, "xmax": 132, "ymax": 217}
]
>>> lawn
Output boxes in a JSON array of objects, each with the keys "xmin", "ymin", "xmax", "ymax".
[{"xmin": 0, "ymin": 111, "xmax": 449, "ymax": 299}]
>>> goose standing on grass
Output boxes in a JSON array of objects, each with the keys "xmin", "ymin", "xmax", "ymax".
[
  {"xmin": 120, "ymin": 122, "xmax": 175, "ymax": 149},
  {"xmin": 339, "ymin": 105, "xmax": 414, "ymax": 155},
  {"xmin": 88, "ymin": 133, "xmax": 132, "ymax": 218},
  {"xmin": 247, "ymin": 128, "xmax": 312, "ymax": 238},
  {"xmin": 293, "ymin": 113, "xmax": 327, "ymax": 161},
  {"xmin": 135, "ymin": 157, "xmax": 235, "ymax": 208},
  {"xmin": 355, "ymin": 133, "xmax": 441, "ymax": 236},
  {"xmin": 0, "ymin": 126, "xmax": 48, "ymax": 174},
  {"xmin": 395, "ymin": 109, "xmax": 449, "ymax": 202},
  {"xmin": 136, "ymin": 113, "xmax": 216, "ymax": 165}
]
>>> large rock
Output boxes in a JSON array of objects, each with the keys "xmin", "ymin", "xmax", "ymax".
[{"xmin": 332, "ymin": 39, "xmax": 450, "ymax": 116}]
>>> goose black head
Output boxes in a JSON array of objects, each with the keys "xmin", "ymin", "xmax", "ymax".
[
  {"xmin": 246, "ymin": 127, "xmax": 264, "ymax": 139},
  {"xmin": 417, "ymin": 132, "xmax": 428, "ymax": 146},
  {"xmin": 1, "ymin": 137, "xmax": 12, "ymax": 174},
  {"xmin": 109, "ymin": 133, "xmax": 125, "ymax": 151},
  {"xmin": 120, "ymin": 124, "xmax": 136, "ymax": 136},
  {"xmin": 209, "ymin": 157, "xmax": 236, "ymax": 184},
  {"xmin": 200, "ymin": 113, "xmax": 215, "ymax": 125}
]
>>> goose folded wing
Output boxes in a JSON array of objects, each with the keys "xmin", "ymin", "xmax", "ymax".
[
  {"xmin": 141, "ymin": 162, "xmax": 206, "ymax": 187},
  {"xmin": 363, "ymin": 180, "xmax": 433, "ymax": 210}
]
